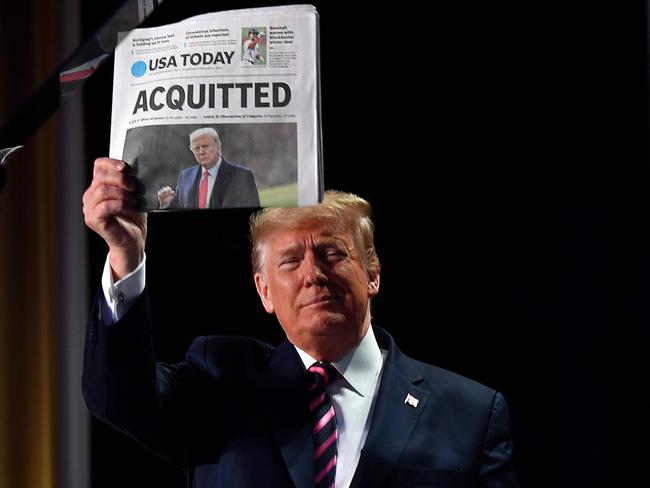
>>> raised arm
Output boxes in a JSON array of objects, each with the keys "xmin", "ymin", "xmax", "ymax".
[{"xmin": 82, "ymin": 157, "xmax": 146, "ymax": 278}]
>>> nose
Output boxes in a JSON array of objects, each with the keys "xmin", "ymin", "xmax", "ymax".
[{"xmin": 303, "ymin": 253, "xmax": 327, "ymax": 287}]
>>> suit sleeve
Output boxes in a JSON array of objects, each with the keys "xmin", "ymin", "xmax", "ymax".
[
  {"xmin": 169, "ymin": 169, "xmax": 183, "ymax": 209},
  {"xmin": 479, "ymin": 392, "xmax": 519, "ymax": 487},
  {"xmin": 82, "ymin": 289, "xmax": 221, "ymax": 467},
  {"xmin": 243, "ymin": 169, "xmax": 260, "ymax": 207}
]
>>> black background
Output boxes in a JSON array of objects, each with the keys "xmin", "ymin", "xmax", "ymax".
[{"xmin": 83, "ymin": 1, "xmax": 650, "ymax": 487}]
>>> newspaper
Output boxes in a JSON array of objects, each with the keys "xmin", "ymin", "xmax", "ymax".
[{"xmin": 110, "ymin": 4, "xmax": 322, "ymax": 210}]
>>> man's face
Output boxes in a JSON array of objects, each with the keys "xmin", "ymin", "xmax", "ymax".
[
  {"xmin": 190, "ymin": 134, "xmax": 221, "ymax": 169},
  {"xmin": 254, "ymin": 219, "xmax": 380, "ymax": 359}
]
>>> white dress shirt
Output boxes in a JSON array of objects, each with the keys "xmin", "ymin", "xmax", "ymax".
[
  {"xmin": 101, "ymin": 253, "xmax": 146, "ymax": 324},
  {"xmin": 295, "ymin": 327, "xmax": 387, "ymax": 488}
]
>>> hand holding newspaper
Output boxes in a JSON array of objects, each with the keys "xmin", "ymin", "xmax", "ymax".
[{"xmin": 110, "ymin": 5, "xmax": 322, "ymax": 210}]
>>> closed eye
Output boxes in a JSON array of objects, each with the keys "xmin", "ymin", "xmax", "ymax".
[
  {"xmin": 278, "ymin": 257, "xmax": 300, "ymax": 269},
  {"xmin": 324, "ymin": 250, "xmax": 346, "ymax": 262}
]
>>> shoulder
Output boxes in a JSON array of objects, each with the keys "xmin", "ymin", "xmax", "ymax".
[
  {"xmin": 179, "ymin": 165, "xmax": 198, "ymax": 178},
  {"xmin": 408, "ymin": 356, "xmax": 497, "ymax": 409},
  {"xmin": 376, "ymin": 326, "xmax": 498, "ymax": 409},
  {"xmin": 221, "ymin": 159, "xmax": 255, "ymax": 175},
  {"xmin": 185, "ymin": 335, "xmax": 274, "ymax": 380}
]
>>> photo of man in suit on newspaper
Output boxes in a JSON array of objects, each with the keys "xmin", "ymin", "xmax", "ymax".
[{"xmin": 156, "ymin": 127, "xmax": 260, "ymax": 210}]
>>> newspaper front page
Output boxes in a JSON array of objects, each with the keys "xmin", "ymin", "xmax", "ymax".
[{"xmin": 110, "ymin": 4, "xmax": 321, "ymax": 210}]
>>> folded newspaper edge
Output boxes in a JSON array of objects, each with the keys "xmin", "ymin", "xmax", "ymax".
[
  {"xmin": 0, "ymin": 146, "xmax": 24, "ymax": 167},
  {"xmin": 110, "ymin": 4, "xmax": 322, "ymax": 211}
]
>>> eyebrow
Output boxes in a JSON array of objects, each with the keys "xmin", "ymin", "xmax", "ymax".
[
  {"xmin": 276, "ymin": 244, "xmax": 303, "ymax": 257},
  {"xmin": 275, "ymin": 237, "xmax": 344, "ymax": 257}
]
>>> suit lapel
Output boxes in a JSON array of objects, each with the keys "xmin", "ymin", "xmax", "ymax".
[
  {"xmin": 350, "ymin": 329, "xmax": 430, "ymax": 488},
  {"xmin": 210, "ymin": 160, "xmax": 232, "ymax": 209},
  {"xmin": 186, "ymin": 165, "xmax": 200, "ymax": 208},
  {"xmin": 258, "ymin": 338, "xmax": 314, "ymax": 488}
]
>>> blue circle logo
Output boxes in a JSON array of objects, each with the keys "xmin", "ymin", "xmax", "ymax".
[{"xmin": 131, "ymin": 61, "xmax": 147, "ymax": 77}]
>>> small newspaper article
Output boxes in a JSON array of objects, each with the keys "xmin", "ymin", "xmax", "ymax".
[{"xmin": 109, "ymin": 4, "xmax": 322, "ymax": 210}]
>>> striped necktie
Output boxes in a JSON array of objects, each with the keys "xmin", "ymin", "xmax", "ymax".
[{"xmin": 307, "ymin": 362, "xmax": 339, "ymax": 488}]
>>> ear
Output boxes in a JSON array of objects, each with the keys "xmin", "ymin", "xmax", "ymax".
[
  {"xmin": 367, "ymin": 270, "xmax": 380, "ymax": 298},
  {"xmin": 254, "ymin": 272, "xmax": 275, "ymax": 314}
]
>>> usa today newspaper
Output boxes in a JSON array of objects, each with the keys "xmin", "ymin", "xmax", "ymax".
[{"xmin": 110, "ymin": 5, "xmax": 322, "ymax": 210}]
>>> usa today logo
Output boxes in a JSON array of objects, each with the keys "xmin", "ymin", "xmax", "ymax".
[{"xmin": 131, "ymin": 61, "xmax": 147, "ymax": 77}]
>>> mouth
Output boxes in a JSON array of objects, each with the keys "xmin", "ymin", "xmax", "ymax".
[{"xmin": 303, "ymin": 295, "xmax": 337, "ymax": 307}]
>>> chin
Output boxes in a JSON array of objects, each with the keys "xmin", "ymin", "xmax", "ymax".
[{"xmin": 308, "ymin": 312, "xmax": 353, "ymax": 336}]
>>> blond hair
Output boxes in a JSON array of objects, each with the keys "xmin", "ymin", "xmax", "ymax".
[
  {"xmin": 250, "ymin": 190, "xmax": 380, "ymax": 277},
  {"xmin": 189, "ymin": 127, "xmax": 221, "ymax": 147}
]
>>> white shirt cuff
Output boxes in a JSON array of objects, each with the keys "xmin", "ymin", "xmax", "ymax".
[{"xmin": 100, "ymin": 252, "xmax": 146, "ymax": 324}]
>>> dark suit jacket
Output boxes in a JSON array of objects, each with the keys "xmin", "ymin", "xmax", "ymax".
[
  {"xmin": 83, "ymin": 291, "xmax": 518, "ymax": 488},
  {"xmin": 169, "ymin": 159, "xmax": 260, "ymax": 209}
]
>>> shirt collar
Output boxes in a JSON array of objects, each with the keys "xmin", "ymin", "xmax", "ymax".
[
  {"xmin": 294, "ymin": 325, "xmax": 383, "ymax": 397},
  {"xmin": 202, "ymin": 157, "xmax": 222, "ymax": 177}
]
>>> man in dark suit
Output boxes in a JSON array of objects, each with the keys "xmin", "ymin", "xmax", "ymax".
[
  {"xmin": 157, "ymin": 127, "xmax": 260, "ymax": 209},
  {"xmin": 82, "ymin": 158, "xmax": 518, "ymax": 487}
]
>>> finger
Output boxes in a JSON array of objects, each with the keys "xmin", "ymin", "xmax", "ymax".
[
  {"xmin": 83, "ymin": 199, "xmax": 139, "ymax": 232},
  {"xmin": 85, "ymin": 170, "xmax": 138, "ymax": 201},
  {"xmin": 97, "ymin": 199, "xmax": 139, "ymax": 216},
  {"xmin": 90, "ymin": 199, "xmax": 140, "ymax": 222},
  {"xmin": 93, "ymin": 157, "xmax": 127, "ymax": 178},
  {"xmin": 92, "ymin": 169, "xmax": 136, "ymax": 192},
  {"xmin": 88, "ymin": 185, "xmax": 138, "ymax": 209}
]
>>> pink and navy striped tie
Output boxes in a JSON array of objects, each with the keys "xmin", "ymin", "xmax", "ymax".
[{"xmin": 307, "ymin": 362, "xmax": 339, "ymax": 488}]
